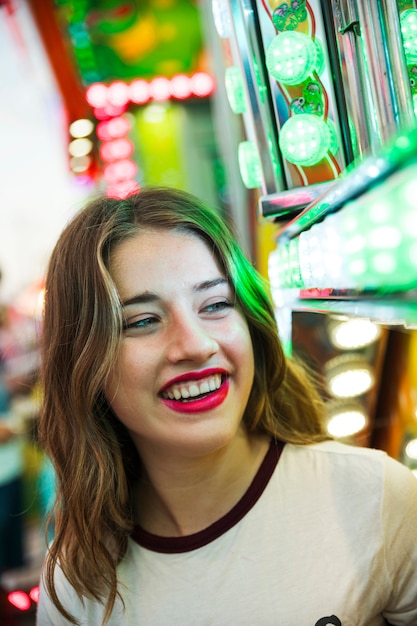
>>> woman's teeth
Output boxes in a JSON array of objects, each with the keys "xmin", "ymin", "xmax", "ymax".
[{"xmin": 162, "ymin": 374, "xmax": 222, "ymax": 401}]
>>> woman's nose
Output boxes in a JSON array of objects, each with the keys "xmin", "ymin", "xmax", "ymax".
[{"xmin": 166, "ymin": 315, "xmax": 218, "ymax": 363}]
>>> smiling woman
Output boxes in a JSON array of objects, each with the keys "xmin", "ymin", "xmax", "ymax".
[{"xmin": 36, "ymin": 187, "xmax": 417, "ymax": 626}]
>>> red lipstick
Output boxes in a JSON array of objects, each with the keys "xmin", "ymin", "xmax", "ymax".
[{"xmin": 160, "ymin": 377, "xmax": 229, "ymax": 414}]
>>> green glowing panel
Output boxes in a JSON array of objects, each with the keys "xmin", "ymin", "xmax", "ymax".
[
  {"xmin": 266, "ymin": 32, "xmax": 323, "ymax": 86},
  {"xmin": 279, "ymin": 114, "xmax": 332, "ymax": 166},
  {"xmin": 225, "ymin": 66, "xmax": 246, "ymax": 114},
  {"xmin": 238, "ymin": 141, "xmax": 262, "ymax": 189},
  {"xmin": 401, "ymin": 9, "xmax": 417, "ymax": 63},
  {"xmin": 288, "ymin": 238, "xmax": 304, "ymax": 287},
  {"xmin": 342, "ymin": 167, "xmax": 417, "ymax": 290}
]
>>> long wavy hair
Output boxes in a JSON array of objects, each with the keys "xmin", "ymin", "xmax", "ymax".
[{"xmin": 38, "ymin": 187, "xmax": 326, "ymax": 624}]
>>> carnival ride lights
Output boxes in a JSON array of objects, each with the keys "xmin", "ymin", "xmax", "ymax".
[
  {"xmin": 225, "ymin": 66, "xmax": 246, "ymax": 114},
  {"xmin": 83, "ymin": 72, "xmax": 215, "ymax": 198},
  {"xmin": 85, "ymin": 73, "xmax": 215, "ymax": 110},
  {"xmin": 265, "ymin": 31, "xmax": 324, "ymax": 87},
  {"xmin": 325, "ymin": 401, "xmax": 368, "ymax": 439},
  {"xmin": 68, "ymin": 117, "xmax": 95, "ymax": 179},
  {"xmin": 7, "ymin": 585, "xmax": 39, "ymax": 611},
  {"xmin": 263, "ymin": 1, "xmax": 342, "ymax": 178},
  {"xmin": 326, "ymin": 317, "xmax": 382, "ymax": 351},
  {"xmin": 324, "ymin": 354, "xmax": 375, "ymax": 399},
  {"xmin": 238, "ymin": 141, "xmax": 262, "ymax": 189},
  {"xmin": 269, "ymin": 126, "xmax": 417, "ymax": 293},
  {"xmin": 400, "ymin": 9, "xmax": 417, "ymax": 121},
  {"xmin": 278, "ymin": 113, "xmax": 337, "ymax": 167}
]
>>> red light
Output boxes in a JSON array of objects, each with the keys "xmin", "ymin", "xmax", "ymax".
[
  {"xmin": 130, "ymin": 79, "xmax": 151, "ymax": 104},
  {"xmin": 150, "ymin": 77, "xmax": 171, "ymax": 101},
  {"xmin": 30, "ymin": 585, "xmax": 40, "ymax": 603},
  {"xmin": 86, "ymin": 83, "xmax": 108, "ymax": 108},
  {"xmin": 104, "ymin": 159, "xmax": 137, "ymax": 183},
  {"xmin": 106, "ymin": 181, "xmax": 140, "ymax": 199},
  {"xmin": 170, "ymin": 74, "xmax": 192, "ymax": 99},
  {"xmin": 107, "ymin": 81, "xmax": 130, "ymax": 107},
  {"xmin": 100, "ymin": 138, "xmax": 134, "ymax": 162},
  {"xmin": 8, "ymin": 590, "xmax": 31, "ymax": 611},
  {"xmin": 191, "ymin": 72, "xmax": 215, "ymax": 97},
  {"xmin": 96, "ymin": 116, "xmax": 131, "ymax": 141}
]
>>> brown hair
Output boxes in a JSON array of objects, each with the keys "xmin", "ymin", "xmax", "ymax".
[{"xmin": 38, "ymin": 187, "xmax": 326, "ymax": 624}]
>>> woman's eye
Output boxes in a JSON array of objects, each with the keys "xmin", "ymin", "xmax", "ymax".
[
  {"xmin": 202, "ymin": 300, "xmax": 233, "ymax": 314},
  {"xmin": 123, "ymin": 316, "xmax": 159, "ymax": 331}
]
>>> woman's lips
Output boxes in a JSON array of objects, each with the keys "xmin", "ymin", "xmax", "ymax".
[{"xmin": 160, "ymin": 377, "xmax": 229, "ymax": 414}]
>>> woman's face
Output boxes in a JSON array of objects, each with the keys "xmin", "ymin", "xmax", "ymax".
[{"xmin": 105, "ymin": 227, "xmax": 255, "ymax": 461}]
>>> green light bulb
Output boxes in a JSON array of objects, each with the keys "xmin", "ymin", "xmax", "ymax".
[
  {"xmin": 266, "ymin": 32, "xmax": 323, "ymax": 86},
  {"xmin": 225, "ymin": 66, "xmax": 246, "ymax": 114},
  {"xmin": 279, "ymin": 114, "xmax": 331, "ymax": 166},
  {"xmin": 401, "ymin": 9, "xmax": 417, "ymax": 63},
  {"xmin": 238, "ymin": 141, "xmax": 262, "ymax": 189}
]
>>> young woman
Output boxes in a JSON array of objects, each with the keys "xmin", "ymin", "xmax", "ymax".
[{"xmin": 37, "ymin": 187, "xmax": 417, "ymax": 626}]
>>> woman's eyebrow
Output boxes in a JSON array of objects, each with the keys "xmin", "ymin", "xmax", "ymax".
[
  {"xmin": 121, "ymin": 278, "xmax": 228, "ymax": 308},
  {"xmin": 194, "ymin": 277, "xmax": 228, "ymax": 293},
  {"xmin": 121, "ymin": 291, "xmax": 159, "ymax": 307}
]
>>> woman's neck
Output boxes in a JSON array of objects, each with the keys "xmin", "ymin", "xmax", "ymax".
[{"xmin": 134, "ymin": 432, "xmax": 270, "ymax": 537}]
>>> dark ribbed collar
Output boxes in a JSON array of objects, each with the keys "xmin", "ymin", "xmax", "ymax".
[{"xmin": 131, "ymin": 439, "xmax": 285, "ymax": 554}]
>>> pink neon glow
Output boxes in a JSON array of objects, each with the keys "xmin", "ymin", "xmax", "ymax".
[
  {"xmin": 130, "ymin": 79, "xmax": 151, "ymax": 104},
  {"xmin": 29, "ymin": 585, "xmax": 40, "ymax": 603},
  {"xmin": 108, "ymin": 81, "xmax": 130, "ymax": 107},
  {"xmin": 97, "ymin": 116, "xmax": 131, "ymax": 141},
  {"xmin": 106, "ymin": 181, "xmax": 140, "ymax": 199},
  {"xmin": 100, "ymin": 138, "xmax": 134, "ymax": 162},
  {"xmin": 8, "ymin": 590, "xmax": 31, "ymax": 611},
  {"xmin": 104, "ymin": 159, "xmax": 137, "ymax": 183},
  {"xmin": 170, "ymin": 74, "xmax": 192, "ymax": 99},
  {"xmin": 150, "ymin": 76, "xmax": 171, "ymax": 101},
  {"xmin": 86, "ymin": 83, "xmax": 108, "ymax": 108},
  {"xmin": 191, "ymin": 72, "xmax": 215, "ymax": 97},
  {"xmin": 88, "ymin": 73, "xmax": 215, "ymax": 115}
]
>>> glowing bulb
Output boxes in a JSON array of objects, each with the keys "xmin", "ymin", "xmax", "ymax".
[
  {"xmin": 327, "ymin": 409, "xmax": 367, "ymax": 438},
  {"xmin": 328, "ymin": 369, "xmax": 374, "ymax": 398},
  {"xmin": 401, "ymin": 9, "xmax": 417, "ymax": 62},
  {"xmin": 279, "ymin": 114, "xmax": 333, "ymax": 166},
  {"xmin": 69, "ymin": 118, "xmax": 94, "ymax": 138},
  {"xmin": 86, "ymin": 83, "xmax": 108, "ymax": 107},
  {"xmin": 328, "ymin": 318, "xmax": 381, "ymax": 350},
  {"xmin": 69, "ymin": 138, "xmax": 93, "ymax": 158},
  {"xmin": 266, "ymin": 32, "xmax": 324, "ymax": 86},
  {"xmin": 225, "ymin": 66, "xmax": 246, "ymax": 114},
  {"xmin": 8, "ymin": 590, "xmax": 31, "ymax": 611},
  {"xmin": 129, "ymin": 79, "xmax": 150, "ymax": 104},
  {"xmin": 405, "ymin": 439, "xmax": 417, "ymax": 460},
  {"xmin": 238, "ymin": 141, "xmax": 262, "ymax": 189},
  {"xmin": 170, "ymin": 74, "xmax": 192, "ymax": 99}
]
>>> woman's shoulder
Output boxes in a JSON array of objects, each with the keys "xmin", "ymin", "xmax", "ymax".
[{"xmin": 281, "ymin": 439, "xmax": 415, "ymax": 488}]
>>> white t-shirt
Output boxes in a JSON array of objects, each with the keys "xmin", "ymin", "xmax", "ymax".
[{"xmin": 36, "ymin": 440, "xmax": 417, "ymax": 626}]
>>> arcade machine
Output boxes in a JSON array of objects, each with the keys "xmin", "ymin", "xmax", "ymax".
[{"xmin": 209, "ymin": 0, "xmax": 417, "ymax": 464}]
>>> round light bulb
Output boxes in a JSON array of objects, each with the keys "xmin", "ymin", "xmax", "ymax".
[
  {"xmin": 327, "ymin": 409, "xmax": 367, "ymax": 438},
  {"xmin": 238, "ymin": 141, "xmax": 262, "ymax": 189},
  {"xmin": 225, "ymin": 66, "xmax": 246, "ymax": 114},
  {"xmin": 401, "ymin": 9, "xmax": 417, "ymax": 63},
  {"xmin": 279, "ymin": 114, "xmax": 331, "ymax": 166},
  {"xmin": 266, "ymin": 32, "xmax": 323, "ymax": 86}
]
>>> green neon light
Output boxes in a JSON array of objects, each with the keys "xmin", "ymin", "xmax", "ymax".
[
  {"xmin": 266, "ymin": 32, "xmax": 324, "ymax": 86},
  {"xmin": 279, "ymin": 113, "xmax": 334, "ymax": 166},
  {"xmin": 401, "ymin": 9, "xmax": 417, "ymax": 63},
  {"xmin": 225, "ymin": 66, "xmax": 246, "ymax": 114},
  {"xmin": 238, "ymin": 141, "xmax": 262, "ymax": 189}
]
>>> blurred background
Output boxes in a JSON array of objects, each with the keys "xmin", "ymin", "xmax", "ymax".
[{"xmin": 2, "ymin": 0, "xmax": 417, "ymax": 622}]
